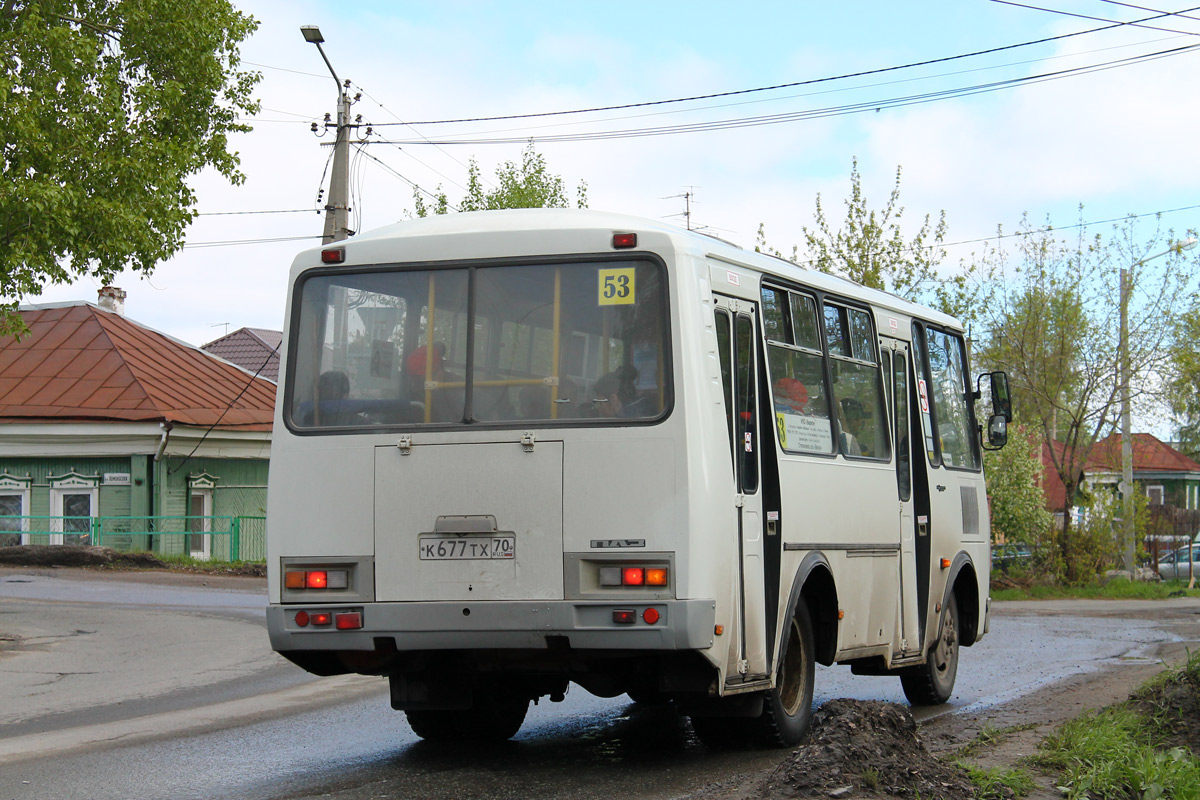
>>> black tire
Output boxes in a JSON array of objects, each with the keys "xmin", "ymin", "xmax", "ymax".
[
  {"xmin": 405, "ymin": 691, "xmax": 530, "ymax": 742},
  {"xmin": 753, "ymin": 596, "xmax": 816, "ymax": 746},
  {"xmin": 901, "ymin": 592, "xmax": 959, "ymax": 706},
  {"xmin": 689, "ymin": 715, "xmax": 753, "ymax": 748},
  {"xmin": 625, "ymin": 687, "xmax": 667, "ymax": 705}
]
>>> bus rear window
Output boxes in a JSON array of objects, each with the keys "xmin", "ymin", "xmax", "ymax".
[{"xmin": 286, "ymin": 259, "xmax": 670, "ymax": 429}]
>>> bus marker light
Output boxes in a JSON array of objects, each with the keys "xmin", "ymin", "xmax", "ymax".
[
  {"xmin": 285, "ymin": 571, "xmax": 306, "ymax": 589},
  {"xmin": 837, "ymin": 609, "xmax": 845, "ymax": 620},
  {"xmin": 623, "ymin": 567, "xmax": 645, "ymax": 586},
  {"xmin": 321, "ymin": 247, "xmax": 345, "ymax": 264},
  {"xmin": 612, "ymin": 233, "xmax": 637, "ymax": 249},
  {"xmin": 714, "ymin": 625, "xmax": 724, "ymax": 635},
  {"xmin": 940, "ymin": 558, "xmax": 951, "ymax": 570},
  {"xmin": 642, "ymin": 608, "xmax": 660, "ymax": 624},
  {"xmin": 312, "ymin": 612, "xmax": 332, "ymax": 626},
  {"xmin": 599, "ymin": 566, "xmax": 622, "ymax": 586},
  {"xmin": 335, "ymin": 612, "xmax": 362, "ymax": 630},
  {"xmin": 613, "ymin": 609, "xmax": 636, "ymax": 624},
  {"xmin": 645, "ymin": 568, "xmax": 667, "ymax": 586},
  {"xmin": 295, "ymin": 610, "xmax": 310, "ymax": 627},
  {"xmin": 306, "ymin": 571, "xmax": 328, "ymax": 589}
]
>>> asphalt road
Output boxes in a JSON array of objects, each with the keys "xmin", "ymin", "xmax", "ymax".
[{"xmin": 2, "ymin": 568, "xmax": 1199, "ymax": 800}]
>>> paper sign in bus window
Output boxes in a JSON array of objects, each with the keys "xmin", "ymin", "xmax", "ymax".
[
  {"xmin": 776, "ymin": 412, "xmax": 833, "ymax": 453},
  {"xmin": 598, "ymin": 267, "xmax": 636, "ymax": 305}
]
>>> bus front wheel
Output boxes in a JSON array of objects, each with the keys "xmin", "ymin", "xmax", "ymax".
[{"xmin": 901, "ymin": 593, "xmax": 959, "ymax": 706}]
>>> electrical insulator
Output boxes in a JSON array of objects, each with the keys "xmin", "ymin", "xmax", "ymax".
[{"xmin": 310, "ymin": 122, "xmax": 318, "ymax": 132}]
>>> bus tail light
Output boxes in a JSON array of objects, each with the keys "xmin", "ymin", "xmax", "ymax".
[
  {"xmin": 613, "ymin": 609, "xmax": 636, "ymax": 624},
  {"xmin": 598, "ymin": 564, "xmax": 669, "ymax": 588},
  {"xmin": 642, "ymin": 608, "xmax": 660, "ymax": 624},
  {"xmin": 284, "ymin": 569, "xmax": 349, "ymax": 590},
  {"xmin": 335, "ymin": 611, "xmax": 363, "ymax": 630}
]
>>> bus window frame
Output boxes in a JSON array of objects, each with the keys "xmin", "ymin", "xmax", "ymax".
[
  {"xmin": 281, "ymin": 252, "xmax": 675, "ymax": 435},
  {"xmin": 910, "ymin": 320, "xmax": 982, "ymax": 474},
  {"xmin": 820, "ymin": 297, "xmax": 891, "ymax": 462},
  {"xmin": 760, "ymin": 279, "xmax": 890, "ymax": 462}
]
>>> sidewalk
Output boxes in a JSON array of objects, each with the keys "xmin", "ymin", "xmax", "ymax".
[{"xmin": 0, "ymin": 567, "xmax": 381, "ymax": 761}]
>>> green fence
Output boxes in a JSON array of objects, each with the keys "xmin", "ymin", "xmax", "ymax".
[{"xmin": 0, "ymin": 515, "xmax": 266, "ymax": 562}]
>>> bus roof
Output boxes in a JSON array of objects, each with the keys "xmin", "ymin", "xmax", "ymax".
[{"xmin": 296, "ymin": 208, "xmax": 963, "ymax": 331}]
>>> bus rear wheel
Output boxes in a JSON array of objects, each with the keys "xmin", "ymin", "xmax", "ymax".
[
  {"xmin": 901, "ymin": 593, "xmax": 959, "ymax": 706},
  {"xmin": 405, "ymin": 690, "xmax": 529, "ymax": 742},
  {"xmin": 754, "ymin": 596, "xmax": 816, "ymax": 746}
]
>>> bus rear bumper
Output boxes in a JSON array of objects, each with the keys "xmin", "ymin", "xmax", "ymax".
[{"xmin": 266, "ymin": 599, "xmax": 717, "ymax": 653}]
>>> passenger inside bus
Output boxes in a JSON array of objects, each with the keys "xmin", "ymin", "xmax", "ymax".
[
  {"xmin": 591, "ymin": 366, "xmax": 650, "ymax": 418},
  {"xmin": 519, "ymin": 384, "xmax": 551, "ymax": 419},
  {"xmin": 836, "ymin": 401, "xmax": 862, "ymax": 456}
]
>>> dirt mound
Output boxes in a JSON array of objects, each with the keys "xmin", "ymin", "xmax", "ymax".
[
  {"xmin": 762, "ymin": 700, "xmax": 980, "ymax": 799},
  {"xmin": 1131, "ymin": 659, "xmax": 1200, "ymax": 754},
  {"xmin": 0, "ymin": 544, "xmax": 166, "ymax": 568}
]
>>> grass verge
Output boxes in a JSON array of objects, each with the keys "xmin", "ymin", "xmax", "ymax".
[
  {"xmin": 992, "ymin": 579, "xmax": 1200, "ymax": 602},
  {"xmin": 1025, "ymin": 651, "xmax": 1200, "ymax": 800}
]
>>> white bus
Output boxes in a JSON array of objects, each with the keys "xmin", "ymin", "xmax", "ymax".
[{"xmin": 266, "ymin": 209, "xmax": 1011, "ymax": 746}]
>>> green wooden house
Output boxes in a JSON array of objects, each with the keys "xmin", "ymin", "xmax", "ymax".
[{"xmin": 0, "ymin": 293, "xmax": 278, "ymax": 560}]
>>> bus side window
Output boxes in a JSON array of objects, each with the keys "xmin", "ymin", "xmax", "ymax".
[
  {"xmin": 715, "ymin": 309, "xmax": 736, "ymax": 473},
  {"xmin": 735, "ymin": 312, "xmax": 758, "ymax": 493}
]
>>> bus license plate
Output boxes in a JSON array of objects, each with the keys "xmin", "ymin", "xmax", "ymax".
[{"xmin": 418, "ymin": 535, "xmax": 515, "ymax": 561}]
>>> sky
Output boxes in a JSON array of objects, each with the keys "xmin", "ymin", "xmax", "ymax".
[{"xmin": 25, "ymin": 0, "xmax": 1200, "ymax": 352}]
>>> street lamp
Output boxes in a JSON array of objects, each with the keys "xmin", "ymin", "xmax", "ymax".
[
  {"xmin": 1120, "ymin": 235, "xmax": 1198, "ymax": 578},
  {"xmin": 300, "ymin": 25, "xmax": 351, "ymax": 244}
]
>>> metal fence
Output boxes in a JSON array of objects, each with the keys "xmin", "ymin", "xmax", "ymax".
[{"xmin": 0, "ymin": 515, "xmax": 266, "ymax": 562}]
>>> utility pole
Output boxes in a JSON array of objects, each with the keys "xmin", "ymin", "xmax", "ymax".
[
  {"xmin": 1119, "ymin": 236, "xmax": 1198, "ymax": 578},
  {"xmin": 301, "ymin": 25, "xmax": 352, "ymax": 244}
]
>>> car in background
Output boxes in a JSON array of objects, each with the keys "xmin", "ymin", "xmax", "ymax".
[
  {"xmin": 991, "ymin": 543, "xmax": 1033, "ymax": 572},
  {"xmin": 1155, "ymin": 545, "xmax": 1200, "ymax": 581}
]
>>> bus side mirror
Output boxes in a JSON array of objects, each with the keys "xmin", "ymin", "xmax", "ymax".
[
  {"xmin": 986, "ymin": 414, "xmax": 1008, "ymax": 450},
  {"xmin": 976, "ymin": 371, "xmax": 1013, "ymax": 422},
  {"xmin": 989, "ymin": 371, "xmax": 1013, "ymax": 422}
]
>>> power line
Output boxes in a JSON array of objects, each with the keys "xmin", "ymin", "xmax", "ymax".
[
  {"xmin": 1094, "ymin": 0, "xmax": 1200, "ymax": 22},
  {"xmin": 183, "ymin": 235, "xmax": 322, "ymax": 249},
  {"xmin": 370, "ymin": 43, "xmax": 1200, "ymax": 146},
  {"xmin": 938, "ymin": 203, "xmax": 1200, "ymax": 252},
  {"xmin": 352, "ymin": 144, "xmax": 459, "ymax": 210},
  {"xmin": 989, "ymin": 0, "xmax": 1200, "ymax": 34},
  {"xmin": 197, "ymin": 209, "xmax": 317, "ymax": 216},
  {"xmin": 370, "ymin": 7, "xmax": 1199, "ymax": 127}
]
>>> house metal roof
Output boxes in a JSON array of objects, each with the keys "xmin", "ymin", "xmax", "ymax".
[
  {"xmin": 201, "ymin": 327, "xmax": 282, "ymax": 382},
  {"xmin": 1086, "ymin": 433, "xmax": 1200, "ymax": 475},
  {"xmin": 0, "ymin": 304, "xmax": 276, "ymax": 430}
]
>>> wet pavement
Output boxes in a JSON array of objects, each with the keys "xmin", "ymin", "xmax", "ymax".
[{"xmin": 3, "ymin": 569, "xmax": 1199, "ymax": 800}]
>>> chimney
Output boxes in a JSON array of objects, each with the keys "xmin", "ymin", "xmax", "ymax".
[{"xmin": 98, "ymin": 286, "xmax": 126, "ymax": 316}]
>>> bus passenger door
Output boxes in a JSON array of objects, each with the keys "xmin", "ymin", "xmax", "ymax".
[
  {"xmin": 884, "ymin": 341, "xmax": 921, "ymax": 656},
  {"xmin": 714, "ymin": 296, "xmax": 769, "ymax": 680}
]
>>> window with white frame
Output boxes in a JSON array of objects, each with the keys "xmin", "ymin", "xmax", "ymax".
[
  {"xmin": 49, "ymin": 473, "xmax": 99, "ymax": 545},
  {"xmin": 187, "ymin": 474, "xmax": 218, "ymax": 560},
  {"xmin": 0, "ymin": 475, "xmax": 31, "ymax": 546},
  {"xmin": 1147, "ymin": 485, "xmax": 1165, "ymax": 506}
]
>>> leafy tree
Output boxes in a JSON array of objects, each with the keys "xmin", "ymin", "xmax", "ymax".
[
  {"xmin": 984, "ymin": 424, "xmax": 1053, "ymax": 549},
  {"xmin": 1165, "ymin": 299, "xmax": 1200, "ymax": 460},
  {"xmin": 414, "ymin": 142, "xmax": 587, "ymax": 216},
  {"xmin": 974, "ymin": 213, "xmax": 1193, "ymax": 582},
  {"xmin": 1, "ymin": 0, "xmax": 261, "ymax": 337},
  {"xmin": 758, "ymin": 157, "xmax": 973, "ymax": 320}
]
